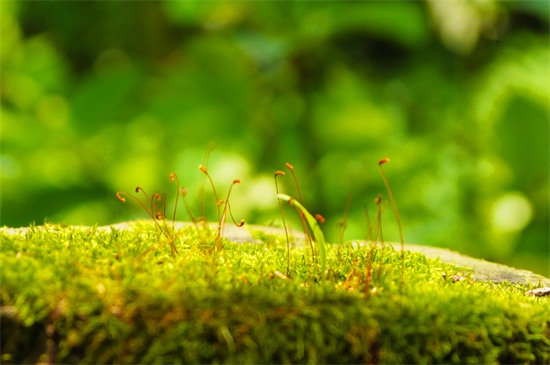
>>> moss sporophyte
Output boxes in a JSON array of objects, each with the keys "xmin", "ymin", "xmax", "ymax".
[{"xmin": 2, "ymin": 157, "xmax": 549, "ymax": 364}]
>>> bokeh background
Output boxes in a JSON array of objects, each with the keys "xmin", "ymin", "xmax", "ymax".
[{"xmin": 1, "ymin": 1, "xmax": 548, "ymax": 275}]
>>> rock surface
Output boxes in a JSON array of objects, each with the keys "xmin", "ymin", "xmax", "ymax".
[{"xmin": 403, "ymin": 244, "xmax": 550, "ymax": 286}]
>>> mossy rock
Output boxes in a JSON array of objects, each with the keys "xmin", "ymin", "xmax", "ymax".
[{"xmin": 1, "ymin": 221, "xmax": 549, "ymax": 364}]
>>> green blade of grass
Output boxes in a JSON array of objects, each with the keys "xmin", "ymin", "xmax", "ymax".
[{"xmin": 277, "ymin": 193, "xmax": 327, "ymax": 281}]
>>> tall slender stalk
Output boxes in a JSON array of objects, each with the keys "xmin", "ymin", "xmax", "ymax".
[
  {"xmin": 378, "ymin": 158, "xmax": 404, "ymax": 293},
  {"xmin": 275, "ymin": 170, "xmax": 291, "ymax": 277}
]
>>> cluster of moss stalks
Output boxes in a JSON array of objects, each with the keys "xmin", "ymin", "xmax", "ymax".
[{"xmin": 1, "ymin": 222, "xmax": 549, "ymax": 364}]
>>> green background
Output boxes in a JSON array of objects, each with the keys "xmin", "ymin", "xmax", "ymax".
[{"xmin": 1, "ymin": 1, "xmax": 548, "ymax": 275}]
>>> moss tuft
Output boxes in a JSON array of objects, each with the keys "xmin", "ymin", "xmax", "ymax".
[{"xmin": 1, "ymin": 223, "xmax": 549, "ymax": 364}]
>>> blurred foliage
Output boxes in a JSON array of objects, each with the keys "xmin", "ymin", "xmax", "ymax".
[{"xmin": 1, "ymin": 1, "xmax": 548, "ymax": 275}]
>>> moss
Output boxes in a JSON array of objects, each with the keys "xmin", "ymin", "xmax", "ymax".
[{"xmin": 1, "ymin": 222, "xmax": 549, "ymax": 364}]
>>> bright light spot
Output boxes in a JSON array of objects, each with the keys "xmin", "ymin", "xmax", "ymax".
[
  {"xmin": 208, "ymin": 153, "xmax": 250, "ymax": 183},
  {"xmin": 491, "ymin": 192, "xmax": 533, "ymax": 233},
  {"xmin": 246, "ymin": 176, "xmax": 277, "ymax": 210},
  {"xmin": 96, "ymin": 283, "xmax": 105, "ymax": 294}
]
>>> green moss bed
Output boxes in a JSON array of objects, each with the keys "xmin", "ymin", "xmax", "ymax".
[{"xmin": 1, "ymin": 222, "xmax": 549, "ymax": 364}]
